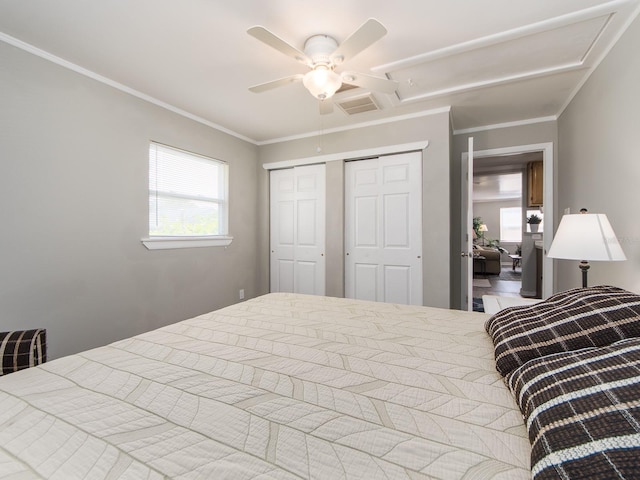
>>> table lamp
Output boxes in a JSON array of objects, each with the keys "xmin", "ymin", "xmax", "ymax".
[
  {"xmin": 478, "ymin": 224, "xmax": 488, "ymax": 245},
  {"xmin": 547, "ymin": 211, "xmax": 626, "ymax": 287}
]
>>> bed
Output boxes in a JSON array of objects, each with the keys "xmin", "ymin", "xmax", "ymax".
[
  {"xmin": 2, "ymin": 288, "xmax": 639, "ymax": 479},
  {"xmin": 0, "ymin": 293, "xmax": 530, "ymax": 479}
]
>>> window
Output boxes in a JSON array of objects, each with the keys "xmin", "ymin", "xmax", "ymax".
[
  {"xmin": 143, "ymin": 142, "xmax": 231, "ymax": 250},
  {"xmin": 500, "ymin": 207, "xmax": 522, "ymax": 242}
]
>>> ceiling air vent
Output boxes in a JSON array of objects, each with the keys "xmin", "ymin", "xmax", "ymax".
[{"xmin": 335, "ymin": 93, "xmax": 381, "ymax": 115}]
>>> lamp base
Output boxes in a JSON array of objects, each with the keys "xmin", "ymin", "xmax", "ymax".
[{"xmin": 579, "ymin": 261, "xmax": 590, "ymax": 288}]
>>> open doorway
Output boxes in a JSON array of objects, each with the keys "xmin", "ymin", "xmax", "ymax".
[{"xmin": 469, "ymin": 144, "xmax": 553, "ymax": 313}]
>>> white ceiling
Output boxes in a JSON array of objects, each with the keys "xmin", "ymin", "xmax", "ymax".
[{"xmin": 1, "ymin": 0, "xmax": 638, "ymax": 144}]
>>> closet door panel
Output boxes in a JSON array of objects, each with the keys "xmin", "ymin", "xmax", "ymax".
[
  {"xmin": 270, "ymin": 165, "xmax": 325, "ymax": 295},
  {"xmin": 345, "ymin": 152, "xmax": 422, "ymax": 305}
]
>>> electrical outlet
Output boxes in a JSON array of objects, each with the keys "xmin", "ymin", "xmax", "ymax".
[{"xmin": 239, "ymin": 289, "xmax": 245, "ymax": 300}]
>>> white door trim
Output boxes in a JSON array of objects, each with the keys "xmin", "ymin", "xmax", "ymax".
[
  {"xmin": 262, "ymin": 141, "xmax": 429, "ymax": 170},
  {"xmin": 462, "ymin": 142, "xmax": 554, "ymax": 298}
]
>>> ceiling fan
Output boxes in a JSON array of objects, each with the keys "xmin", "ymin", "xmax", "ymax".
[{"xmin": 247, "ymin": 19, "xmax": 398, "ymax": 113}]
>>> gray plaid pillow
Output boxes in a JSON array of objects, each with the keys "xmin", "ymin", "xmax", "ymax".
[
  {"xmin": 485, "ymin": 286, "xmax": 640, "ymax": 377},
  {"xmin": 507, "ymin": 338, "xmax": 640, "ymax": 480}
]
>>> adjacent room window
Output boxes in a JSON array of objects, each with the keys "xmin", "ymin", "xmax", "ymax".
[
  {"xmin": 500, "ymin": 207, "xmax": 522, "ymax": 242},
  {"xmin": 148, "ymin": 142, "xmax": 228, "ymax": 238}
]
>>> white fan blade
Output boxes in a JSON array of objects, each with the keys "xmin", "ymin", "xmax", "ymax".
[
  {"xmin": 247, "ymin": 26, "xmax": 310, "ymax": 65},
  {"xmin": 341, "ymin": 72, "xmax": 398, "ymax": 94},
  {"xmin": 319, "ymin": 99, "xmax": 334, "ymax": 115},
  {"xmin": 249, "ymin": 74, "xmax": 304, "ymax": 93},
  {"xmin": 331, "ymin": 18, "xmax": 387, "ymax": 64}
]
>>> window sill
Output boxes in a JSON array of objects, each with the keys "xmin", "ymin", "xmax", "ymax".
[{"xmin": 142, "ymin": 235, "xmax": 233, "ymax": 250}]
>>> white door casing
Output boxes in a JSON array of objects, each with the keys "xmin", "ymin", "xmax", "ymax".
[
  {"xmin": 461, "ymin": 142, "xmax": 555, "ymax": 306},
  {"xmin": 270, "ymin": 165, "xmax": 325, "ymax": 295},
  {"xmin": 345, "ymin": 152, "xmax": 423, "ymax": 305}
]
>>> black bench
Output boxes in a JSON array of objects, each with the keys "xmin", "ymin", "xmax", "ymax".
[{"xmin": 0, "ymin": 329, "xmax": 47, "ymax": 375}]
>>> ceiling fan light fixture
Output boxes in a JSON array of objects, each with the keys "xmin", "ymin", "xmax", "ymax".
[{"xmin": 303, "ymin": 66, "xmax": 342, "ymax": 100}]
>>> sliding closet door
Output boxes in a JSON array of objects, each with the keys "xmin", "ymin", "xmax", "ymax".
[
  {"xmin": 345, "ymin": 152, "xmax": 422, "ymax": 305},
  {"xmin": 270, "ymin": 165, "xmax": 325, "ymax": 295}
]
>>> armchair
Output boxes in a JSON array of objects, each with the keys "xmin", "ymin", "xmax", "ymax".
[{"xmin": 473, "ymin": 245, "xmax": 502, "ymax": 275}]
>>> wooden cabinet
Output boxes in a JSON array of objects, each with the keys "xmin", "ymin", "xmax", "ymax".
[{"xmin": 528, "ymin": 160, "xmax": 543, "ymax": 207}]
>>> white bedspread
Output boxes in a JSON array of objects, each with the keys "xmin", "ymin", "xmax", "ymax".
[{"xmin": 0, "ymin": 293, "xmax": 529, "ymax": 479}]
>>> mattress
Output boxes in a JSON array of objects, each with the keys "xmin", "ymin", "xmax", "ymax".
[{"xmin": 0, "ymin": 293, "xmax": 530, "ymax": 479}]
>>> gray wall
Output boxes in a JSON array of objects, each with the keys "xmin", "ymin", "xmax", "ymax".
[
  {"xmin": 0, "ymin": 42, "xmax": 260, "ymax": 359},
  {"xmin": 258, "ymin": 112, "xmax": 452, "ymax": 308},
  {"xmin": 6, "ymin": 11, "xmax": 639, "ymax": 361},
  {"xmin": 557, "ymin": 14, "xmax": 640, "ymax": 293}
]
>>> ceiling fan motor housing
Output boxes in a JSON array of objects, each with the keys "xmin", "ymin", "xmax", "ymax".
[{"xmin": 304, "ymin": 35, "xmax": 339, "ymax": 66}]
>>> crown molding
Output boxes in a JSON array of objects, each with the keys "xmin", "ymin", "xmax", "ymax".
[{"xmin": 257, "ymin": 107, "xmax": 451, "ymax": 146}]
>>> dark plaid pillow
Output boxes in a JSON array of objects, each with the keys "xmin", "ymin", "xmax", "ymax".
[
  {"xmin": 0, "ymin": 329, "xmax": 47, "ymax": 375},
  {"xmin": 507, "ymin": 338, "xmax": 640, "ymax": 480},
  {"xmin": 485, "ymin": 286, "xmax": 640, "ymax": 377}
]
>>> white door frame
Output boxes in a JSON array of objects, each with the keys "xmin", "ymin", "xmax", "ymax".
[
  {"xmin": 462, "ymin": 142, "xmax": 554, "ymax": 300},
  {"xmin": 263, "ymin": 140, "xmax": 430, "ymax": 300}
]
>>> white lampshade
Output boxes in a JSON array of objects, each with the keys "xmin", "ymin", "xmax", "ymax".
[
  {"xmin": 547, "ymin": 213, "xmax": 626, "ymax": 261},
  {"xmin": 303, "ymin": 66, "xmax": 342, "ymax": 100},
  {"xmin": 478, "ymin": 224, "xmax": 488, "ymax": 233}
]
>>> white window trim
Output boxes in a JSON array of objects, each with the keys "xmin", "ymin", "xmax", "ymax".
[
  {"xmin": 144, "ymin": 142, "xmax": 231, "ymax": 250},
  {"xmin": 142, "ymin": 235, "xmax": 233, "ymax": 250}
]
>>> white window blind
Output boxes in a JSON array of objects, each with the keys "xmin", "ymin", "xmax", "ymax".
[
  {"xmin": 500, "ymin": 207, "xmax": 522, "ymax": 242},
  {"xmin": 149, "ymin": 142, "xmax": 228, "ymax": 237}
]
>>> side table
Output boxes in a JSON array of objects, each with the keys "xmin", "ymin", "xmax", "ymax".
[
  {"xmin": 508, "ymin": 254, "xmax": 522, "ymax": 271},
  {"xmin": 473, "ymin": 255, "xmax": 486, "ymax": 275}
]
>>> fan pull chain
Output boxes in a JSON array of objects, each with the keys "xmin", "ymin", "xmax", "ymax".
[{"xmin": 317, "ymin": 109, "xmax": 324, "ymax": 153}]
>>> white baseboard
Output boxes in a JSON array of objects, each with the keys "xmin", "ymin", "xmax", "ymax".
[{"xmin": 520, "ymin": 289, "xmax": 537, "ymax": 297}]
